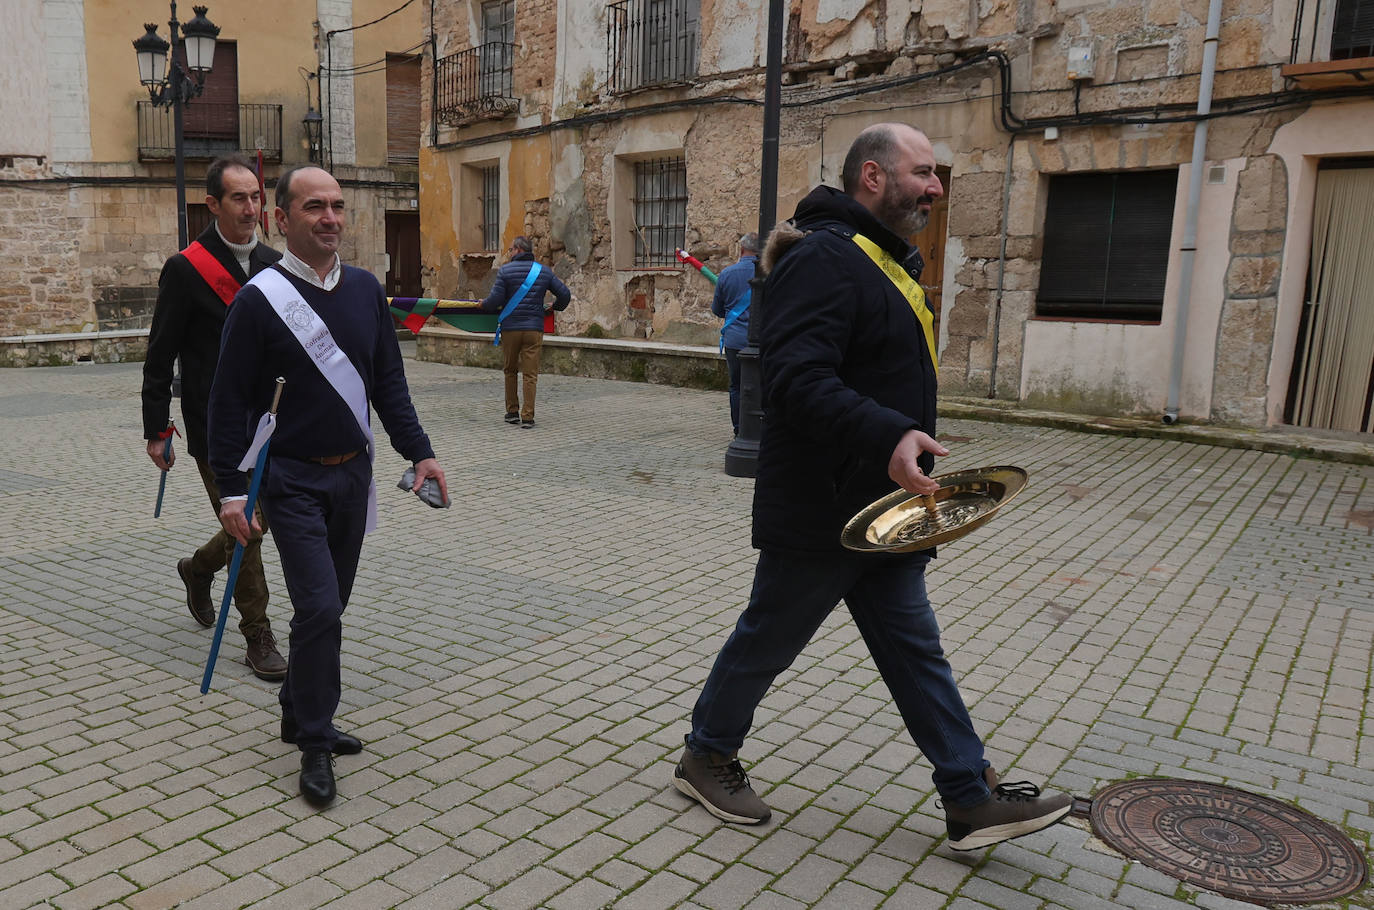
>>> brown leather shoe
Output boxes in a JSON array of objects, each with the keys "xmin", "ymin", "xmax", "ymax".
[
  {"xmin": 177, "ymin": 558, "xmax": 215, "ymax": 627},
  {"xmin": 244, "ymin": 629, "xmax": 287, "ymax": 681}
]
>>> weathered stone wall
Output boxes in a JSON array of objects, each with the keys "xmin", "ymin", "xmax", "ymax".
[
  {"xmin": 418, "ymin": 0, "xmax": 1362, "ymax": 425},
  {"xmin": 0, "ymin": 162, "xmax": 414, "ymax": 339}
]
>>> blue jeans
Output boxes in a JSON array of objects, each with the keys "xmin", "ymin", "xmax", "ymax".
[
  {"xmin": 689, "ymin": 549, "xmax": 991, "ymax": 808},
  {"xmin": 724, "ymin": 347, "xmax": 741, "ymax": 434}
]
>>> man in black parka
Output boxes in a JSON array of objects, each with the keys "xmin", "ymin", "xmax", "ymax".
[
  {"xmin": 672, "ymin": 124, "xmax": 1071, "ymax": 851},
  {"xmin": 142, "ymin": 155, "xmax": 286, "ymax": 682}
]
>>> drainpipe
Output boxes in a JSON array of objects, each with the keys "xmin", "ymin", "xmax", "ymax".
[
  {"xmin": 989, "ymin": 132, "xmax": 1018, "ymax": 399},
  {"xmin": 1162, "ymin": 0, "xmax": 1223, "ymax": 424}
]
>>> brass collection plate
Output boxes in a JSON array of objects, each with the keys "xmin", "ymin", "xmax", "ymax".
[{"xmin": 840, "ymin": 466, "xmax": 1029, "ymax": 553}]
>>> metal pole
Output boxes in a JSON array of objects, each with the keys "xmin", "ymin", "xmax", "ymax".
[
  {"xmin": 169, "ymin": 0, "xmax": 189, "ymax": 249},
  {"xmin": 724, "ymin": 0, "xmax": 784, "ymax": 478}
]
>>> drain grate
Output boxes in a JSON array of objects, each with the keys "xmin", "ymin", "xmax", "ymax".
[{"xmin": 1089, "ymin": 779, "xmax": 1368, "ymax": 906}]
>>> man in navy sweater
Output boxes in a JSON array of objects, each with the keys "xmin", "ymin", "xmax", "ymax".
[
  {"xmin": 480, "ymin": 235, "xmax": 571, "ymax": 428},
  {"xmin": 209, "ymin": 165, "xmax": 447, "ymax": 808}
]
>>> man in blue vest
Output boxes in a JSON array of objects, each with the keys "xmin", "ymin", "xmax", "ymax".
[
  {"xmin": 480, "ymin": 235, "xmax": 571, "ymax": 428},
  {"xmin": 710, "ymin": 232, "xmax": 759, "ymax": 435}
]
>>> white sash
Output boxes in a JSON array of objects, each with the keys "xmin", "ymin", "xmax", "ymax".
[{"xmin": 249, "ymin": 268, "xmax": 378, "ymax": 533}]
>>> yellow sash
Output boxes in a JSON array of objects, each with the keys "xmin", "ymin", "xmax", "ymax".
[{"xmin": 852, "ymin": 233, "xmax": 937, "ymax": 372}]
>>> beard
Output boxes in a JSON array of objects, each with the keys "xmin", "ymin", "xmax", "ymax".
[{"xmin": 875, "ymin": 182, "xmax": 931, "ymax": 237}]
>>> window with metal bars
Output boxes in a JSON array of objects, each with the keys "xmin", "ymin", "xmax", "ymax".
[
  {"xmin": 631, "ymin": 157, "xmax": 687, "ymax": 267},
  {"xmin": 479, "ymin": 165, "xmax": 500, "ymax": 252},
  {"xmin": 1035, "ymin": 170, "xmax": 1178, "ymax": 322},
  {"xmin": 1332, "ymin": 0, "xmax": 1374, "ymax": 58},
  {"xmin": 607, "ymin": 0, "xmax": 699, "ymax": 93}
]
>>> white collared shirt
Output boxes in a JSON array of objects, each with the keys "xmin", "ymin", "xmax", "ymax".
[{"xmin": 279, "ymin": 247, "xmax": 341, "ymax": 291}]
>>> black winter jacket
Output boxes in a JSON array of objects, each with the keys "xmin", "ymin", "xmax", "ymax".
[
  {"xmin": 142, "ymin": 223, "xmax": 282, "ymax": 458},
  {"xmin": 752, "ymin": 185, "xmax": 938, "ymax": 552}
]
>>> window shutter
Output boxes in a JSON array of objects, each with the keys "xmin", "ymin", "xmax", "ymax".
[
  {"xmin": 387, "ymin": 54, "xmax": 421, "ymax": 165},
  {"xmin": 1037, "ymin": 170, "xmax": 1177, "ymax": 321},
  {"xmin": 180, "ymin": 41, "xmax": 238, "ymax": 142}
]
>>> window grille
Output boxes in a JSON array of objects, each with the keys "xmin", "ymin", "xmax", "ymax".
[
  {"xmin": 632, "ymin": 157, "xmax": 687, "ymax": 267},
  {"xmin": 1036, "ymin": 170, "xmax": 1177, "ymax": 322},
  {"xmin": 1332, "ymin": 0, "xmax": 1374, "ymax": 58},
  {"xmin": 607, "ymin": 0, "xmax": 699, "ymax": 93},
  {"xmin": 479, "ymin": 165, "xmax": 501, "ymax": 252}
]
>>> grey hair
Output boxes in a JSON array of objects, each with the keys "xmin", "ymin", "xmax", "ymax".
[
  {"xmin": 840, "ymin": 124, "xmax": 909, "ymax": 194},
  {"xmin": 740, "ymin": 232, "xmax": 760, "ymax": 252}
]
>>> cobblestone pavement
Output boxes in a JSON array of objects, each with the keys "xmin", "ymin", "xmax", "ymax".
[{"xmin": 2, "ymin": 353, "xmax": 1372, "ymax": 910}]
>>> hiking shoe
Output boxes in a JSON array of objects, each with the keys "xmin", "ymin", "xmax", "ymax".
[
  {"xmin": 944, "ymin": 768, "xmax": 1072, "ymax": 851},
  {"xmin": 504, "ymin": 412, "xmax": 519, "ymax": 424},
  {"xmin": 177, "ymin": 558, "xmax": 215, "ymax": 627},
  {"xmin": 244, "ymin": 629, "xmax": 287, "ymax": 681},
  {"xmin": 672, "ymin": 748, "xmax": 771, "ymax": 824}
]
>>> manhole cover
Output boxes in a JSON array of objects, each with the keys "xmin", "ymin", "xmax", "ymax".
[{"xmin": 1090, "ymin": 779, "xmax": 1368, "ymax": 906}]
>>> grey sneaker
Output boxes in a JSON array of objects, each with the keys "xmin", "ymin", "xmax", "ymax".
[
  {"xmin": 944, "ymin": 768, "xmax": 1072, "ymax": 850},
  {"xmin": 672, "ymin": 748, "xmax": 771, "ymax": 824}
]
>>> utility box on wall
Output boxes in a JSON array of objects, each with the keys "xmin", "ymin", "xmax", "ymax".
[{"xmin": 1068, "ymin": 42, "xmax": 1095, "ymax": 80}]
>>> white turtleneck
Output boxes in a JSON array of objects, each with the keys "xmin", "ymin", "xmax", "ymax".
[{"xmin": 215, "ymin": 222, "xmax": 258, "ymax": 275}]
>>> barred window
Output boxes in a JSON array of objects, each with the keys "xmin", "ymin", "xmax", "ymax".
[
  {"xmin": 607, "ymin": 0, "xmax": 699, "ymax": 93},
  {"xmin": 1036, "ymin": 170, "xmax": 1177, "ymax": 322},
  {"xmin": 1332, "ymin": 0, "xmax": 1374, "ymax": 58},
  {"xmin": 632, "ymin": 157, "xmax": 687, "ymax": 267},
  {"xmin": 479, "ymin": 165, "xmax": 501, "ymax": 252}
]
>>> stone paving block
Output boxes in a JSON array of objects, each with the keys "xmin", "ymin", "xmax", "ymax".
[{"xmin": 3, "ymin": 361, "xmax": 1374, "ymax": 909}]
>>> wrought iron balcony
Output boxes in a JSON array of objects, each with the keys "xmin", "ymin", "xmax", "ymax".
[
  {"xmin": 136, "ymin": 102, "xmax": 283, "ymax": 162},
  {"xmin": 607, "ymin": 0, "xmax": 699, "ymax": 94},
  {"xmin": 1286, "ymin": 0, "xmax": 1374, "ymax": 87},
  {"xmin": 435, "ymin": 43, "xmax": 518, "ymax": 124}
]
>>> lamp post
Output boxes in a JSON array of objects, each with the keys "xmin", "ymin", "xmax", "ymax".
[
  {"xmin": 723, "ymin": 0, "xmax": 784, "ymax": 477},
  {"xmin": 133, "ymin": 2, "xmax": 219, "ymax": 248}
]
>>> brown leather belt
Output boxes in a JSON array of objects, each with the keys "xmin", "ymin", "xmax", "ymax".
[{"xmin": 306, "ymin": 449, "xmax": 363, "ymax": 466}]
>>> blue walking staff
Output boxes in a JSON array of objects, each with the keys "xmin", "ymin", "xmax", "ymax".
[
  {"xmin": 201, "ymin": 377, "xmax": 284, "ymax": 694},
  {"xmin": 153, "ymin": 419, "xmax": 179, "ymax": 518}
]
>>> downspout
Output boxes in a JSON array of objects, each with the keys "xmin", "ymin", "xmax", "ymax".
[
  {"xmin": 989, "ymin": 131, "xmax": 1018, "ymax": 399},
  {"xmin": 1163, "ymin": 0, "xmax": 1224, "ymax": 424}
]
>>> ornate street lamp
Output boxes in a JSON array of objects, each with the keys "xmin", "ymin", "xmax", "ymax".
[{"xmin": 132, "ymin": 2, "xmax": 220, "ymax": 248}]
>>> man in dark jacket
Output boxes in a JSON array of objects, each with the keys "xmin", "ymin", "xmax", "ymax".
[
  {"xmin": 141, "ymin": 155, "xmax": 286, "ymax": 682},
  {"xmin": 710, "ymin": 232, "xmax": 759, "ymax": 435},
  {"xmin": 673, "ymin": 124, "xmax": 1071, "ymax": 851},
  {"xmin": 480, "ymin": 235, "xmax": 571, "ymax": 428}
]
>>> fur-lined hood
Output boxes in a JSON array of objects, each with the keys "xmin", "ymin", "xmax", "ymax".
[{"xmin": 760, "ymin": 220, "xmax": 807, "ymax": 275}]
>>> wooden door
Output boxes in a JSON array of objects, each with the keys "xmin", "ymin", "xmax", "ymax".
[
  {"xmin": 909, "ymin": 164, "xmax": 950, "ymax": 331},
  {"xmin": 385, "ymin": 212, "xmax": 422, "ymax": 298}
]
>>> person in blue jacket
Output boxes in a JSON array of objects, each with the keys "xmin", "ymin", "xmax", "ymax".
[
  {"xmin": 480, "ymin": 236, "xmax": 572, "ymax": 428},
  {"xmin": 710, "ymin": 232, "xmax": 759, "ymax": 435}
]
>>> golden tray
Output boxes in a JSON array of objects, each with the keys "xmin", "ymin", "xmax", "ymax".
[{"xmin": 840, "ymin": 465, "xmax": 1029, "ymax": 553}]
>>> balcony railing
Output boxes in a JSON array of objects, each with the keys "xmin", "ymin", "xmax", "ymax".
[
  {"xmin": 137, "ymin": 102, "xmax": 283, "ymax": 162},
  {"xmin": 607, "ymin": 0, "xmax": 698, "ymax": 94},
  {"xmin": 435, "ymin": 43, "xmax": 518, "ymax": 124},
  {"xmin": 1286, "ymin": 0, "xmax": 1374, "ymax": 86}
]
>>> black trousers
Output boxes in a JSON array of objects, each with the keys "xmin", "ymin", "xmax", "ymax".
[{"xmin": 260, "ymin": 454, "xmax": 370, "ymax": 752}]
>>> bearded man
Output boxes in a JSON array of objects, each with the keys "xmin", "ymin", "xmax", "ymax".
[{"xmin": 671, "ymin": 123, "xmax": 1072, "ymax": 852}]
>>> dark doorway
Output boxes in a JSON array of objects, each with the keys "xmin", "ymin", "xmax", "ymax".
[{"xmin": 385, "ymin": 211, "xmax": 422, "ymax": 298}]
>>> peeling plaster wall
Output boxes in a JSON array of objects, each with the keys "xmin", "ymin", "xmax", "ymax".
[{"xmin": 419, "ymin": 0, "xmax": 1371, "ymax": 427}]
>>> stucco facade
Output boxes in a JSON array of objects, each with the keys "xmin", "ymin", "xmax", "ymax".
[
  {"xmin": 0, "ymin": 0, "xmax": 423, "ymax": 346},
  {"xmin": 421, "ymin": 0, "xmax": 1372, "ymax": 428}
]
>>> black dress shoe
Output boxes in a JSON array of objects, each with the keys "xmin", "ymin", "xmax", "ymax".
[
  {"xmin": 281, "ymin": 717, "xmax": 364, "ymax": 755},
  {"xmin": 299, "ymin": 749, "xmax": 335, "ymax": 807}
]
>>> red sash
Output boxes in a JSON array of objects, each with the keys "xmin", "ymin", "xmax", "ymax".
[{"xmin": 182, "ymin": 241, "xmax": 242, "ymax": 306}]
